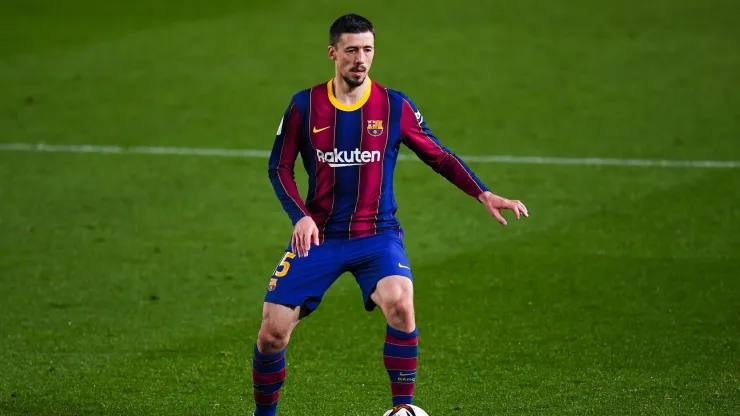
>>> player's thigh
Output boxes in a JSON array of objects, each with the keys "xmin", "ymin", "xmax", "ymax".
[
  {"xmin": 261, "ymin": 301, "xmax": 301, "ymax": 335},
  {"xmin": 264, "ymin": 241, "xmax": 344, "ymax": 315},
  {"xmin": 348, "ymin": 231, "xmax": 413, "ymax": 311}
]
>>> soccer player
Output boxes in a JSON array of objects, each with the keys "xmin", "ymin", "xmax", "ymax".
[{"xmin": 253, "ymin": 13, "xmax": 528, "ymax": 415}]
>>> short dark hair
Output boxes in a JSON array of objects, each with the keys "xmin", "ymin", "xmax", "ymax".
[{"xmin": 329, "ymin": 14, "xmax": 375, "ymax": 46}]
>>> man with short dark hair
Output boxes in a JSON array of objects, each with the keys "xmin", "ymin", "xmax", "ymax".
[{"xmin": 252, "ymin": 13, "xmax": 528, "ymax": 415}]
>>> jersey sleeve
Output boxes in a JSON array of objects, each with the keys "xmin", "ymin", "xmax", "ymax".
[
  {"xmin": 268, "ymin": 98, "xmax": 310, "ymax": 225},
  {"xmin": 400, "ymin": 95, "xmax": 490, "ymax": 199}
]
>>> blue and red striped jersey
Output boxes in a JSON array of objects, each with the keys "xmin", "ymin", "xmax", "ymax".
[{"xmin": 268, "ymin": 79, "xmax": 490, "ymax": 240}]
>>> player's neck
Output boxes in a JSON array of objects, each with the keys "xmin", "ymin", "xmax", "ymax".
[{"xmin": 331, "ymin": 76, "xmax": 370, "ymax": 107}]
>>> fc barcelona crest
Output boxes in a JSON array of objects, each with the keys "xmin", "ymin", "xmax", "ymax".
[{"xmin": 367, "ymin": 120, "xmax": 384, "ymax": 137}]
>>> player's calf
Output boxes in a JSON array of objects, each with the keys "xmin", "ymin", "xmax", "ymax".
[
  {"xmin": 383, "ymin": 324, "xmax": 418, "ymax": 406},
  {"xmin": 253, "ymin": 302, "xmax": 300, "ymax": 416},
  {"xmin": 372, "ymin": 275, "xmax": 418, "ymax": 406}
]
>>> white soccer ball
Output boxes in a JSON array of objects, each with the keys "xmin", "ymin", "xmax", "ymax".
[{"xmin": 383, "ymin": 404, "xmax": 429, "ymax": 416}]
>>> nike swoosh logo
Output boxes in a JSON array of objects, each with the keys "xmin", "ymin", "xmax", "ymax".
[
  {"xmin": 398, "ymin": 263, "xmax": 410, "ymax": 270},
  {"xmin": 312, "ymin": 126, "xmax": 330, "ymax": 133},
  {"xmin": 399, "ymin": 372, "xmax": 415, "ymax": 376}
]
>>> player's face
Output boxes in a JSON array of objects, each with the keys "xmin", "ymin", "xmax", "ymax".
[{"xmin": 329, "ymin": 32, "xmax": 374, "ymax": 88}]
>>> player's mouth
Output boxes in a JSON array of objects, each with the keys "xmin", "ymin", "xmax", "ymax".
[{"xmin": 350, "ymin": 68, "xmax": 366, "ymax": 77}]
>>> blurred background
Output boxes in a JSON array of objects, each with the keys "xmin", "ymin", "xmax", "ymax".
[{"xmin": 1, "ymin": 1, "xmax": 738, "ymax": 415}]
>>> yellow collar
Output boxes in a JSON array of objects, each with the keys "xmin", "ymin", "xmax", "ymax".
[{"xmin": 327, "ymin": 78, "xmax": 372, "ymax": 111}]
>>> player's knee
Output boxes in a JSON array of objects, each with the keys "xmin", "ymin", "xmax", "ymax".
[
  {"xmin": 386, "ymin": 295, "xmax": 415, "ymax": 332},
  {"xmin": 257, "ymin": 324, "xmax": 290, "ymax": 354},
  {"xmin": 374, "ymin": 276, "xmax": 416, "ymax": 332}
]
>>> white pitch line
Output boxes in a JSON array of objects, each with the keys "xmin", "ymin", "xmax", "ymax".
[{"xmin": 1, "ymin": 142, "xmax": 739, "ymax": 168}]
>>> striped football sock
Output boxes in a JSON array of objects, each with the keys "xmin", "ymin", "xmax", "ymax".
[
  {"xmin": 252, "ymin": 345, "xmax": 286, "ymax": 416},
  {"xmin": 383, "ymin": 325, "xmax": 419, "ymax": 406}
]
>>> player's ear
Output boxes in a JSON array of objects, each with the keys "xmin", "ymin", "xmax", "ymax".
[{"xmin": 327, "ymin": 45, "xmax": 336, "ymax": 61}]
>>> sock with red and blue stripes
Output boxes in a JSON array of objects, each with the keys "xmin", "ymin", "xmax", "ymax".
[
  {"xmin": 252, "ymin": 345, "xmax": 286, "ymax": 416},
  {"xmin": 383, "ymin": 325, "xmax": 419, "ymax": 406}
]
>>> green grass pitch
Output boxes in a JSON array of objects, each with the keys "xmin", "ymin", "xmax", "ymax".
[{"xmin": 1, "ymin": 0, "xmax": 739, "ymax": 415}]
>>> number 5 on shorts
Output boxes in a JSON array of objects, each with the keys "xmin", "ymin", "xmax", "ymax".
[{"xmin": 274, "ymin": 252, "xmax": 296, "ymax": 277}]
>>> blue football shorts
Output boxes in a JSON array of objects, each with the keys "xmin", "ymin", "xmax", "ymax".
[{"xmin": 264, "ymin": 229, "xmax": 413, "ymax": 314}]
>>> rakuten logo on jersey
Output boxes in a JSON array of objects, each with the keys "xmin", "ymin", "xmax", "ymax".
[{"xmin": 316, "ymin": 148, "xmax": 381, "ymax": 168}]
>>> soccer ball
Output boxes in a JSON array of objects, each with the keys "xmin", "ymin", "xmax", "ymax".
[{"xmin": 383, "ymin": 404, "xmax": 429, "ymax": 416}]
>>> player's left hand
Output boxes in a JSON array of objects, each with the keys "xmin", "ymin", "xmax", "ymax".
[{"xmin": 478, "ymin": 191, "xmax": 528, "ymax": 226}]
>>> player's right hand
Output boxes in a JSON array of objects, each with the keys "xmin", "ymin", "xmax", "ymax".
[{"xmin": 292, "ymin": 216, "xmax": 320, "ymax": 257}]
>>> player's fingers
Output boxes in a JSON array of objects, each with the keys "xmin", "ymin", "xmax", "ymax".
[
  {"xmin": 512, "ymin": 205, "xmax": 521, "ymax": 220},
  {"xmin": 512, "ymin": 200, "xmax": 528, "ymax": 215},
  {"xmin": 296, "ymin": 232, "xmax": 304, "ymax": 257},
  {"xmin": 302, "ymin": 230, "xmax": 311, "ymax": 255},
  {"xmin": 291, "ymin": 233, "xmax": 297, "ymax": 256},
  {"xmin": 312, "ymin": 227, "xmax": 320, "ymax": 246},
  {"xmin": 298, "ymin": 230, "xmax": 308, "ymax": 257},
  {"xmin": 492, "ymin": 209, "xmax": 507, "ymax": 226},
  {"xmin": 518, "ymin": 201, "xmax": 529, "ymax": 217}
]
